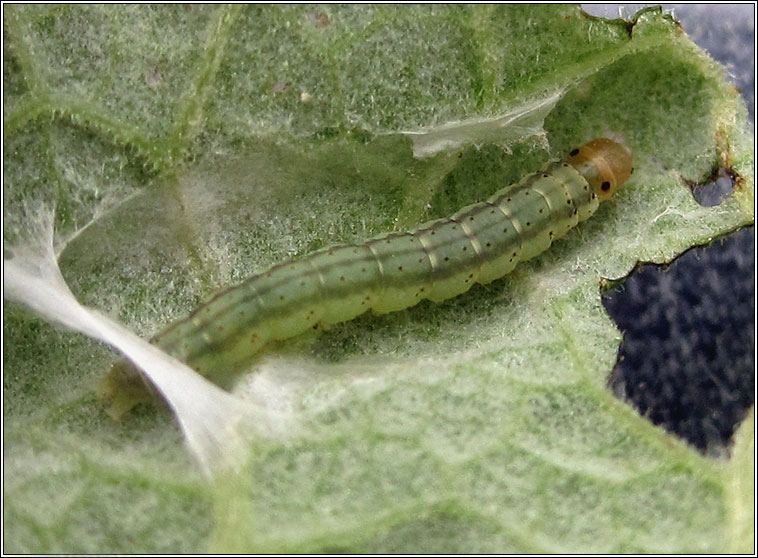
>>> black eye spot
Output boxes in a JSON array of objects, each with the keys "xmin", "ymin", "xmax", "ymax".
[
  {"xmin": 570, "ymin": 148, "xmax": 579, "ymax": 156},
  {"xmin": 601, "ymin": 181, "xmax": 611, "ymax": 191}
]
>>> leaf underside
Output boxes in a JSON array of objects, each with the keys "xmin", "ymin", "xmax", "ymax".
[{"xmin": 3, "ymin": 5, "xmax": 754, "ymax": 554}]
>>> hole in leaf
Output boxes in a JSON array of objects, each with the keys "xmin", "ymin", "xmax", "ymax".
[
  {"xmin": 687, "ymin": 166, "xmax": 738, "ymax": 207},
  {"xmin": 601, "ymin": 227, "xmax": 754, "ymax": 455}
]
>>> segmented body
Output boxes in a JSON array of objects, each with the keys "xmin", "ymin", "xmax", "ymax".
[{"xmin": 98, "ymin": 138, "xmax": 632, "ymax": 419}]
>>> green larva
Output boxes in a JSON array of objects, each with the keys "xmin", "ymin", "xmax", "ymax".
[{"xmin": 98, "ymin": 138, "xmax": 633, "ymax": 419}]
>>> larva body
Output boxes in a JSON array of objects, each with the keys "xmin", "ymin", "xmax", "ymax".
[{"xmin": 98, "ymin": 138, "xmax": 632, "ymax": 418}]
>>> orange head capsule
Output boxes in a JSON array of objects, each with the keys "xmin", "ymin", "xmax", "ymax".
[{"xmin": 566, "ymin": 138, "xmax": 633, "ymax": 202}]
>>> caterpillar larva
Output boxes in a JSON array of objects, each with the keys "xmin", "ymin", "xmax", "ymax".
[{"xmin": 97, "ymin": 138, "xmax": 633, "ymax": 419}]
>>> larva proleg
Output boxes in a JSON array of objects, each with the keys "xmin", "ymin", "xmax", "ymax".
[{"xmin": 97, "ymin": 138, "xmax": 633, "ymax": 419}]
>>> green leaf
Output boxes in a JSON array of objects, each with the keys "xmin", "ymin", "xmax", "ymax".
[{"xmin": 3, "ymin": 5, "xmax": 753, "ymax": 553}]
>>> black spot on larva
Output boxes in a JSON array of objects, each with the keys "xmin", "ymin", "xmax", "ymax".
[
  {"xmin": 566, "ymin": 200, "xmax": 572, "ymax": 205},
  {"xmin": 469, "ymin": 273, "xmax": 474, "ymax": 278},
  {"xmin": 385, "ymin": 239, "xmax": 391, "ymax": 244},
  {"xmin": 486, "ymin": 242, "xmax": 492, "ymax": 247},
  {"xmin": 539, "ymin": 208, "xmax": 544, "ymax": 213},
  {"xmin": 452, "ymin": 225, "xmax": 457, "ymax": 230},
  {"xmin": 279, "ymin": 295, "xmax": 285, "ymax": 300},
  {"xmin": 549, "ymin": 231, "xmax": 554, "ymax": 237},
  {"xmin": 490, "ymin": 209, "xmax": 495, "ymax": 214},
  {"xmin": 506, "ymin": 197, "xmax": 512, "ymax": 202},
  {"xmin": 431, "ymin": 230, "xmax": 436, "ymax": 235},
  {"xmin": 562, "ymin": 162, "xmax": 569, "ymax": 167},
  {"xmin": 503, "ymin": 227, "xmax": 508, "ymax": 233},
  {"xmin": 420, "ymin": 287, "xmax": 425, "ymax": 292},
  {"xmin": 313, "ymin": 324, "xmax": 319, "ymax": 330},
  {"xmin": 340, "ymin": 276, "xmax": 346, "ymax": 281},
  {"xmin": 570, "ymin": 148, "xmax": 579, "ymax": 156},
  {"xmin": 601, "ymin": 181, "xmax": 611, "ymax": 191},
  {"xmin": 591, "ymin": 193, "xmax": 597, "ymax": 199},
  {"xmin": 512, "ymin": 251, "xmax": 517, "ymax": 257},
  {"xmin": 526, "ymin": 221, "xmax": 531, "ymax": 226},
  {"xmin": 462, "ymin": 246, "xmax": 467, "ymax": 251},
  {"xmin": 444, "ymin": 257, "xmax": 450, "ymax": 261},
  {"xmin": 309, "ymin": 310, "xmax": 315, "ymax": 315},
  {"xmin": 418, "ymin": 258, "xmax": 423, "ymax": 263},
  {"xmin": 398, "ymin": 266, "xmax": 403, "ymax": 271},
  {"xmin": 469, "ymin": 216, "xmax": 474, "ymax": 221},
  {"xmin": 543, "ymin": 173, "xmax": 549, "ymax": 178}
]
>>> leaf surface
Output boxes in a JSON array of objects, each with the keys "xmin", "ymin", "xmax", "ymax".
[{"xmin": 3, "ymin": 5, "xmax": 753, "ymax": 553}]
